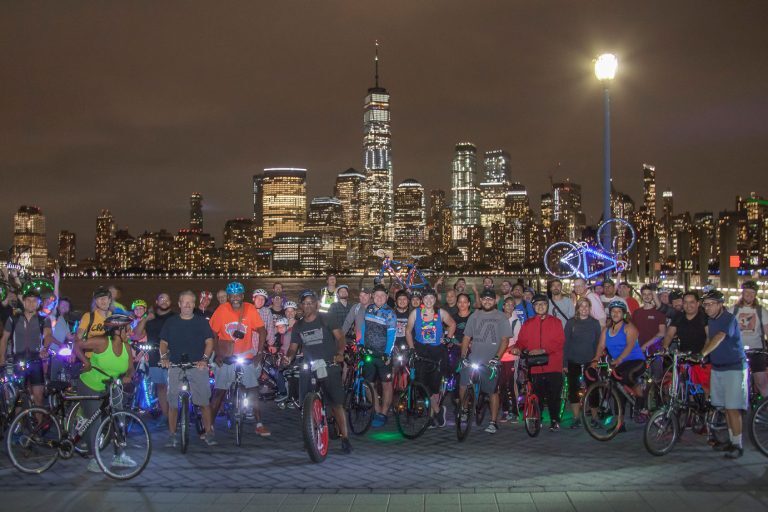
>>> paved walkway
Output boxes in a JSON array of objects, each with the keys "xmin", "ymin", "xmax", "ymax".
[{"xmin": 1, "ymin": 404, "xmax": 767, "ymax": 511}]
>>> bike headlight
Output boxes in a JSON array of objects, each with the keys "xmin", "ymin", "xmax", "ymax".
[
  {"xmin": 400, "ymin": 344, "xmax": 406, "ymax": 350},
  {"xmin": 58, "ymin": 347, "xmax": 72, "ymax": 357},
  {"xmin": 236, "ymin": 357, "xmax": 245, "ymax": 365},
  {"xmin": 181, "ymin": 384, "xmax": 188, "ymax": 391},
  {"xmin": 397, "ymin": 356, "xmax": 403, "ymax": 362},
  {"xmin": 303, "ymin": 364, "xmax": 309, "ymax": 370},
  {"xmin": 242, "ymin": 398, "xmax": 249, "ymax": 407},
  {"xmin": 471, "ymin": 363, "xmax": 479, "ymax": 370}
]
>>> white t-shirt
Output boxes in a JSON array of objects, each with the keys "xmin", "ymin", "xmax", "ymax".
[{"xmin": 729, "ymin": 304, "xmax": 768, "ymax": 349}]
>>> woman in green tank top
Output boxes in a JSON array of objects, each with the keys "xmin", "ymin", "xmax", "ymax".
[{"xmin": 73, "ymin": 324, "xmax": 134, "ymax": 473}]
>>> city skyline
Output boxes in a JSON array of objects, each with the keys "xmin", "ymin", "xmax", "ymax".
[{"xmin": 1, "ymin": 2, "xmax": 767, "ymax": 254}]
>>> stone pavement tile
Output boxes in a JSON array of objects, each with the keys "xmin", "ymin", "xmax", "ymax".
[
  {"xmin": 352, "ymin": 494, "xmax": 389, "ymax": 504},
  {"xmin": 349, "ymin": 506, "xmax": 389, "ymax": 512},
  {"xmin": 460, "ymin": 493, "xmax": 497, "ymax": 504},
  {"xmin": 240, "ymin": 503, "xmax": 285, "ymax": 512},
  {"xmin": 601, "ymin": 491, "xmax": 641, "ymax": 502},
  {"xmin": 424, "ymin": 506, "xmax": 459, "ymax": 512},
  {"xmin": 317, "ymin": 494, "xmax": 356, "ymax": 505},
  {"xmin": 216, "ymin": 493, "xmax": 256, "ymax": 505},
  {"xmin": 388, "ymin": 494, "xmax": 424, "ymax": 508},
  {"xmin": 148, "ymin": 491, "xmax": 189, "ymax": 503},
  {"xmin": 494, "ymin": 493, "xmax": 533, "ymax": 504},
  {"xmin": 180, "ymin": 492, "xmax": 220, "ymax": 504},
  {"xmin": 531, "ymin": 492, "xmax": 572, "ymax": 503},
  {"xmin": 425, "ymin": 493, "xmax": 459, "ymax": 504},
  {"xmin": 497, "ymin": 505, "xmax": 537, "ymax": 512},
  {"xmin": 460, "ymin": 504, "xmax": 499, "ymax": 512},
  {"xmin": 566, "ymin": 491, "xmax": 603, "ymax": 502},
  {"xmin": 164, "ymin": 505, "xmax": 243, "ymax": 512}
]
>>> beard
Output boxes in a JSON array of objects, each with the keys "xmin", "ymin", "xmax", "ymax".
[
  {"xmin": 481, "ymin": 304, "xmax": 495, "ymax": 312},
  {"xmin": 156, "ymin": 304, "xmax": 171, "ymax": 313}
]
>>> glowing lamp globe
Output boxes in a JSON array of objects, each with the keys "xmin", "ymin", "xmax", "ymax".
[{"xmin": 595, "ymin": 53, "xmax": 618, "ymax": 81}]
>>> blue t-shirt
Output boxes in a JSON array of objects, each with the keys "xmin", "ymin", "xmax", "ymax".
[
  {"xmin": 707, "ymin": 310, "xmax": 745, "ymax": 371},
  {"xmin": 513, "ymin": 301, "xmax": 535, "ymax": 324},
  {"xmin": 359, "ymin": 304, "xmax": 396, "ymax": 356}
]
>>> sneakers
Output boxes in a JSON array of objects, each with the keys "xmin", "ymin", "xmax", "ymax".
[
  {"xmin": 570, "ymin": 419, "xmax": 582, "ymax": 430},
  {"xmin": 111, "ymin": 453, "xmax": 137, "ymax": 468},
  {"xmin": 204, "ymin": 432, "xmax": 218, "ymax": 446},
  {"xmin": 713, "ymin": 441, "xmax": 734, "ymax": 452},
  {"xmin": 434, "ymin": 406, "xmax": 447, "ymax": 428},
  {"xmin": 274, "ymin": 393, "xmax": 288, "ymax": 403},
  {"xmin": 590, "ymin": 419, "xmax": 603, "ymax": 430},
  {"xmin": 724, "ymin": 445, "xmax": 744, "ymax": 459},
  {"xmin": 164, "ymin": 434, "xmax": 178, "ymax": 448},
  {"xmin": 246, "ymin": 411, "xmax": 256, "ymax": 421},
  {"xmin": 341, "ymin": 437, "xmax": 352, "ymax": 454},
  {"xmin": 485, "ymin": 421, "xmax": 498, "ymax": 434},
  {"xmin": 86, "ymin": 458, "xmax": 101, "ymax": 473},
  {"xmin": 255, "ymin": 423, "xmax": 271, "ymax": 436},
  {"xmin": 549, "ymin": 422, "xmax": 560, "ymax": 432},
  {"xmin": 371, "ymin": 413, "xmax": 387, "ymax": 428}
]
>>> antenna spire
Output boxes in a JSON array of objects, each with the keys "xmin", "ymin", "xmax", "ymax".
[{"xmin": 374, "ymin": 40, "xmax": 380, "ymax": 88}]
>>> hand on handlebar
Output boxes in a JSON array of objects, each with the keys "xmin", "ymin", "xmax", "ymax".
[
  {"xmin": 196, "ymin": 360, "xmax": 208, "ymax": 370},
  {"xmin": 160, "ymin": 358, "xmax": 170, "ymax": 369}
]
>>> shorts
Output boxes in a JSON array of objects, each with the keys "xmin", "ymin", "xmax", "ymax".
[
  {"xmin": 689, "ymin": 363, "xmax": 711, "ymax": 389},
  {"xmin": 414, "ymin": 343, "xmax": 446, "ymax": 395},
  {"xmin": 299, "ymin": 364, "xmax": 345, "ymax": 406},
  {"xmin": 459, "ymin": 363, "xmax": 499, "ymax": 395},
  {"xmin": 749, "ymin": 351, "xmax": 768, "ymax": 373},
  {"xmin": 710, "ymin": 369, "xmax": 748, "ymax": 410},
  {"xmin": 613, "ymin": 359, "xmax": 645, "ymax": 385},
  {"xmin": 13, "ymin": 356, "xmax": 45, "ymax": 386},
  {"xmin": 213, "ymin": 360, "xmax": 262, "ymax": 390},
  {"xmin": 362, "ymin": 357, "xmax": 393, "ymax": 383},
  {"xmin": 148, "ymin": 366, "xmax": 168, "ymax": 385},
  {"xmin": 168, "ymin": 366, "xmax": 212, "ymax": 407}
]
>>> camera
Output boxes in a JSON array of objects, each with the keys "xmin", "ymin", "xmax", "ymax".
[{"xmin": 232, "ymin": 330, "xmax": 245, "ymax": 340}]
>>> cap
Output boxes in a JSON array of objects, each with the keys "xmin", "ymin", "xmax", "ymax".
[
  {"xmin": 531, "ymin": 293, "xmax": 549, "ymax": 304},
  {"xmin": 360, "ymin": 287, "xmax": 373, "ymax": 294},
  {"xmin": 372, "ymin": 284, "xmax": 388, "ymax": 294},
  {"xmin": 742, "ymin": 280, "xmax": 759, "ymax": 292},
  {"xmin": 337, "ymin": 284, "xmax": 349, "ymax": 292},
  {"xmin": 93, "ymin": 287, "xmax": 112, "ymax": 299},
  {"xmin": 702, "ymin": 289, "xmax": 725, "ymax": 303},
  {"xmin": 479, "ymin": 289, "xmax": 496, "ymax": 299},
  {"xmin": 299, "ymin": 290, "xmax": 317, "ymax": 301}
]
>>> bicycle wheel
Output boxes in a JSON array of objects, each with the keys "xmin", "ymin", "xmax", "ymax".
[
  {"xmin": 749, "ymin": 397, "xmax": 768, "ymax": 457},
  {"xmin": 644, "ymin": 407, "xmax": 679, "ymax": 456},
  {"xmin": 544, "ymin": 242, "xmax": 580, "ymax": 279},
  {"xmin": 6, "ymin": 407, "xmax": 62, "ymax": 474},
  {"xmin": 193, "ymin": 406, "xmax": 204, "ymax": 436},
  {"xmin": 597, "ymin": 218, "xmax": 636, "ymax": 256},
  {"xmin": 234, "ymin": 386, "xmax": 244, "ymax": 447},
  {"xmin": 475, "ymin": 393, "xmax": 488, "ymax": 426},
  {"xmin": 581, "ymin": 382, "xmax": 623, "ymax": 441},
  {"xmin": 180, "ymin": 394, "xmax": 189, "ymax": 454},
  {"xmin": 94, "ymin": 411, "xmax": 151, "ymax": 480},
  {"xmin": 455, "ymin": 386, "xmax": 474, "ymax": 442},
  {"xmin": 65, "ymin": 401, "xmax": 111, "ymax": 450},
  {"xmin": 346, "ymin": 381, "xmax": 374, "ymax": 435},
  {"xmin": 302, "ymin": 392, "xmax": 328, "ymax": 463},
  {"xmin": 524, "ymin": 395, "xmax": 541, "ymax": 438},
  {"xmin": 394, "ymin": 382, "xmax": 431, "ymax": 440}
]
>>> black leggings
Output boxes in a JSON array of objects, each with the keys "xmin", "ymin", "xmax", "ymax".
[
  {"xmin": 566, "ymin": 362, "xmax": 585, "ymax": 404},
  {"xmin": 499, "ymin": 361, "xmax": 518, "ymax": 414},
  {"xmin": 532, "ymin": 372, "xmax": 563, "ymax": 423}
]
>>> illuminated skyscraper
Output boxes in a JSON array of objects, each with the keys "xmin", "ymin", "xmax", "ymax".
[
  {"xmin": 308, "ymin": 196, "xmax": 345, "ymax": 269},
  {"xmin": 483, "ymin": 150, "xmax": 511, "ymax": 184},
  {"xmin": 254, "ymin": 168, "xmax": 307, "ymax": 244},
  {"xmin": 363, "ymin": 43, "xmax": 394, "ymax": 249},
  {"xmin": 13, "ymin": 206, "xmax": 48, "ymax": 272},
  {"xmin": 552, "ymin": 181, "xmax": 585, "ymax": 241},
  {"xmin": 113, "ymin": 229, "xmax": 139, "ymax": 271},
  {"xmin": 222, "ymin": 218, "xmax": 259, "ymax": 272},
  {"xmin": 643, "ymin": 164, "xmax": 657, "ymax": 220},
  {"xmin": 427, "ymin": 189, "xmax": 451, "ymax": 253},
  {"xmin": 335, "ymin": 168, "xmax": 370, "ymax": 267},
  {"xmin": 662, "ymin": 190, "xmax": 674, "ymax": 218},
  {"xmin": 394, "ymin": 179, "xmax": 426, "ymax": 257},
  {"xmin": 57, "ymin": 230, "xmax": 76, "ymax": 271},
  {"xmin": 190, "ymin": 193, "xmax": 203, "ymax": 231},
  {"xmin": 451, "ymin": 142, "xmax": 481, "ymax": 256},
  {"xmin": 139, "ymin": 230, "xmax": 174, "ymax": 271},
  {"xmin": 95, "ymin": 209, "xmax": 115, "ymax": 270},
  {"xmin": 504, "ymin": 184, "xmax": 532, "ymax": 267},
  {"xmin": 480, "ymin": 150, "xmax": 509, "ymax": 255}
]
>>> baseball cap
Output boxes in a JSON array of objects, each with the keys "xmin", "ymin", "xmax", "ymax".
[{"xmin": 479, "ymin": 289, "xmax": 496, "ymax": 299}]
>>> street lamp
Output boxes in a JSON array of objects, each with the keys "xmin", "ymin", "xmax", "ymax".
[{"xmin": 595, "ymin": 53, "xmax": 618, "ymax": 259}]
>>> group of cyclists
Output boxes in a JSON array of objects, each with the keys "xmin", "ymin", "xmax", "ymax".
[{"xmin": 2, "ymin": 265, "xmax": 766, "ymax": 472}]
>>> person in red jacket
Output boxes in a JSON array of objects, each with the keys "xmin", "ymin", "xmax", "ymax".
[{"xmin": 512, "ymin": 294, "xmax": 566, "ymax": 431}]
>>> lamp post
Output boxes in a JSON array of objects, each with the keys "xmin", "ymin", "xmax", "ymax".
[{"xmin": 595, "ymin": 53, "xmax": 618, "ymax": 257}]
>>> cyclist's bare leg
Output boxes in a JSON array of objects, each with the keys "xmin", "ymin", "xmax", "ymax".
[
  {"xmin": 725, "ymin": 408, "xmax": 742, "ymax": 437},
  {"xmin": 570, "ymin": 402, "xmax": 582, "ymax": 420},
  {"xmin": 168, "ymin": 400, "xmax": 179, "ymax": 435},
  {"xmin": 30, "ymin": 384, "xmax": 44, "ymax": 408},
  {"xmin": 246, "ymin": 387, "xmax": 261, "ymax": 422},
  {"xmin": 210, "ymin": 388, "xmax": 227, "ymax": 418},
  {"xmin": 201, "ymin": 405, "xmax": 214, "ymax": 433},
  {"xmin": 754, "ymin": 371, "xmax": 768, "ymax": 397},
  {"xmin": 430, "ymin": 393, "xmax": 440, "ymax": 415},
  {"xmin": 490, "ymin": 392, "xmax": 500, "ymax": 422},
  {"xmin": 157, "ymin": 383, "xmax": 169, "ymax": 417},
  {"xmin": 381, "ymin": 381, "xmax": 393, "ymax": 415},
  {"xmin": 332, "ymin": 404, "xmax": 349, "ymax": 438}
]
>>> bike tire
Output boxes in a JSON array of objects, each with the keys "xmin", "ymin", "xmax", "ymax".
[
  {"xmin": 194, "ymin": 406, "xmax": 204, "ymax": 436},
  {"xmin": 346, "ymin": 381, "xmax": 374, "ymax": 436},
  {"xmin": 749, "ymin": 397, "xmax": 768, "ymax": 457},
  {"xmin": 643, "ymin": 407, "xmax": 679, "ymax": 456},
  {"xmin": 581, "ymin": 381, "xmax": 623, "ymax": 441},
  {"xmin": 475, "ymin": 393, "xmax": 488, "ymax": 426},
  {"xmin": 524, "ymin": 395, "xmax": 541, "ymax": 438},
  {"xmin": 455, "ymin": 386, "xmax": 474, "ymax": 442},
  {"xmin": 394, "ymin": 382, "xmax": 431, "ymax": 440},
  {"xmin": 180, "ymin": 395, "xmax": 189, "ymax": 454},
  {"xmin": 302, "ymin": 392, "xmax": 328, "ymax": 463},
  {"xmin": 94, "ymin": 410, "xmax": 151, "ymax": 480},
  {"xmin": 234, "ymin": 385, "xmax": 243, "ymax": 447},
  {"xmin": 5, "ymin": 407, "xmax": 61, "ymax": 474}
]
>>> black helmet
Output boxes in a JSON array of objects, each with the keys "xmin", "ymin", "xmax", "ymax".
[
  {"xmin": 742, "ymin": 280, "xmax": 759, "ymax": 292},
  {"xmin": 104, "ymin": 313, "xmax": 133, "ymax": 329},
  {"xmin": 669, "ymin": 290, "xmax": 684, "ymax": 301},
  {"xmin": 701, "ymin": 289, "xmax": 725, "ymax": 303},
  {"xmin": 531, "ymin": 293, "xmax": 549, "ymax": 305}
]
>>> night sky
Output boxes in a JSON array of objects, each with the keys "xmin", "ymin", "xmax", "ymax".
[{"xmin": 2, "ymin": 1, "xmax": 767, "ymax": 255}]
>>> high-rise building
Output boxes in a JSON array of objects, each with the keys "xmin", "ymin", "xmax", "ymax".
[
  {"xmin": 742, "ymin": 192, "xmax": 766, "ymax": 268},
  {"xmin": 95, "ymin": 209, "xmax": 115, "ymax": 270},
  {"xmin": 451, "ymin": 142, "xmax": 481, "ymax": 257},
  {"xmin": 272, "ymin": 233, "xmax": 325, "ymax": 272},
  {"xmin": 662, "ymin": 190, "xmax": 674, "ymax": 218},
  {"xmin": 394, "ymin": 179, "xmax": 426, "ymax": 257},
  {"xmin": 504, "ymin": 184, "xmax": 533, "ymax": 268},
  {"xmin": 252, "ymin": 174, "xmax": 264, "ymax": 244},
  {"xmin": 482, "ymin": 150, "xmax": 511, "ymax": 184},
  {"xmin": 190, "ymin": 193, "xmax": 203, "ymax": 231},
  {"xmin": 540, "ymin": 193, "xmax": 553, "ymax": 230},
  {"xmin": 222, "ymin": 218, "xmax": 259, "ymax": 272},
  {"xmin": 363, "ymin": 43, "xmax": 394, "ymax": 249},
  {"xmin": 173, "ymin": 229, "xmax": 215, "ymax": 272},
  {"xmin": 552, "ymin": 180, "xmax": 585, "ymax": 242},
  {"xmin": 480, "ymin": 151, "xmax": 508, "ymax": 254},
  {"xmin": 334, "ymin": 168, "xmax": 370, "ymax": 267},
  {"xmin": 427, "ymin": 190, "xmax": 447, "ymax": 253},
  {"xmin": 113, "ymin": 229, "xmax": 139, "ymax": 271},
  {"xmin": 12, "ymin": 206, "xmax": 48, "ymax": 272},
  {"xmin": 138, "ymin": 230, "xmax": 175, "ymax": 271},
  {"xmin": 254, "ymin": 168, "xmax": 307, "ymax": 244},
  {"xmin": 642, "ymin": 164, "xmax": 657, "ymax": 220},
  {"xmin": 57, "ymin": 231, "xmax": 76, "ymax": 271},
  {"xmin": 693, "ymin": 212, "xmax": 715, "ymax": 281},
  {"xmin": 307, "ymin": 196, "xmax": 345, "ymax": 269}
]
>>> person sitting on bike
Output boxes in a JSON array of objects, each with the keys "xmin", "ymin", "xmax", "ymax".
[
  {"xmin": 405, "ymin": 287, "xmax": 456, "ymax": 427},
  {"xmin": 358, "ymin": 284, "xmax": 398, "ymax": 428},
  {"xmin": 159, "ymin": 290, "xmax": 217, "ymax": 447},
  {"xmin": 73, "ymin": 314, "xmax": 135, "ymax": 473},
  {"xmin": 209, "ymin": 282, "xmax": 270, "ymax": 437},
  {"xmin": 662, "ymin": 290, "xmax": 711, "ymax": 393},
  {"xmin": 590, "ymin": 300, "xmax": 647, "ymax": 423},
  {"xmin": 283, "ymin": 290, "xmax": 351, "ymax": 453},
  {"xmin": 513, "ymin": 293, "xmax": 566, "ymax": 432},
  {"xmin": 253, "ymin": 289, "xmax": 276, "ymax": 358},
  {"xmin": 459, "ymin": 288, "xmax": 512, "ymax": 434}
]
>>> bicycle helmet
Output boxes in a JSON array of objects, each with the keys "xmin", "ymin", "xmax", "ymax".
[
  {"xmin": 252, "ymin": 288, "xmax": 269, "ymax": 299},
  {"xmin": 104, "ymin": 313, "xmax": 133, "ymax": 329},
  {"xmin": 275, "ymin": 317, "xmax": 289, "ymax": 327},
  {"xmin": 284, "ymin": 301, "xmax": 298, "ymax": 310},
  {"xmin": 421, "ymin": 287, "xmax": 437, "ymax": 298},
  {"xmin": 669, "ymin": 290, "xmax": 683, "ymax": 302},
  {"xmin": 410, "ymin": 289, "xmax": 423, "ymax": 298},
  {"xmin": 299, "ymin": 290, "xmax": 317, "ymax": 301},
  {"xmin": 22, "ymin": 278, "xmax": 54, "ymax": 299},
  {"xmin": 701, "ymin": 289, "xmax": 725, "ymax": 303},
  {"xmin": 742, "ymin": 280, "xmax": 759, "ymax": 292},
  {"xmin": 199, "ymin": 290, "xmax": 213, "ymax": 300},
  {"xmin": 226, "ymin": 282, "xmax": 245, "ymax": 295},
  {"xmin": 93, "ymin": 286, "xmax": 112, "ymax": 299},
  {"xmin": 531, "ymin": 293, "xmax": 548, "ymax": 305},
  {"xmin": 607, "ymin": 300, "xmax": 628, "ymax": 313},
  {"xmin": 131, "ymin": 299, "xmax": 148, "ymax": 310}
]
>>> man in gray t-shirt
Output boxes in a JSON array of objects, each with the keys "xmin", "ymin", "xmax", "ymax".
[
  {"xmin": 547, "ymin": 279, "xmax": 575, "ymax": 328},
  {"xmin": 459, "ymin": 289, "xmax": 512, "ymax": 433}
]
